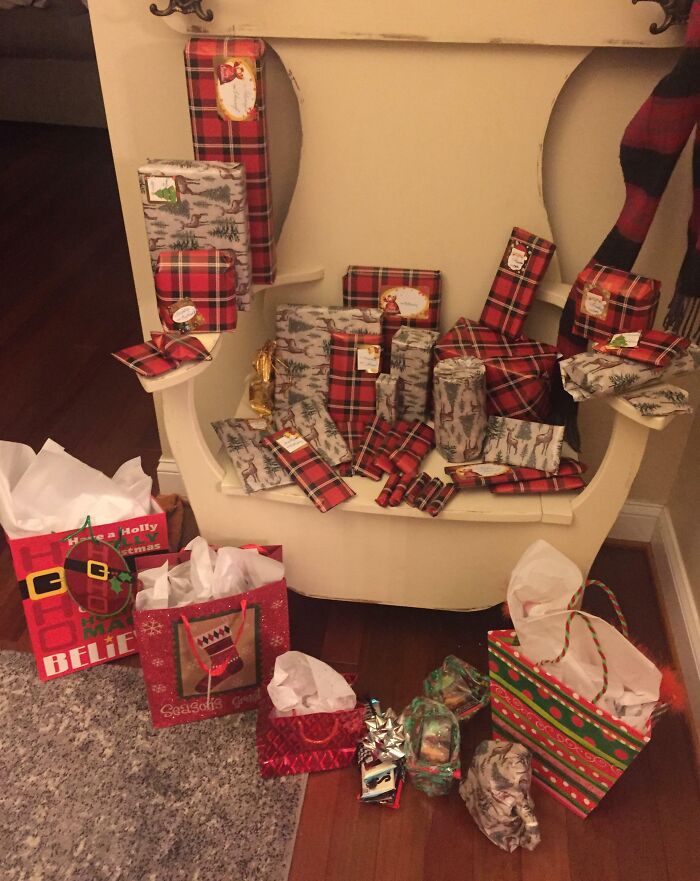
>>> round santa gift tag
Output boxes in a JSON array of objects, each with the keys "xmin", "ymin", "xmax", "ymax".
[{"xmin": 63, "ymin": 538, "xmax": 133, "ymax": 618}]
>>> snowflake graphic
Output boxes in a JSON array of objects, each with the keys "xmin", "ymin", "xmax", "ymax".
[
  {"xmin": 140, "ymin": 620, "xmax": 163, "ymax": 638},
  {"xmin": 271, "ymin": 600, "xmax": 284, "ymax": 610},
  {"xmin": 269, "ymin": 634, "xmax": 285, "ymax": 647},
  {"xmin": 151, "ymin": 684, "xmax": 167, "ymax": 694},
  {"xmin": 151, "ymin": 658, "xmax": 165, "ymax": 668}
]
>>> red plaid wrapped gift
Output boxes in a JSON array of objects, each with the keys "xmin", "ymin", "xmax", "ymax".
[
  {"xmin": 592, "ymin": 329, "xmax": 690, "ymax": 367},
  {"xmin": 375, "ymin": 471, "xmax": 404, "ymax": 508},
  {"xmin": 491, "ymin": 475, "xmax": 585, "ymax": 494},
  {"xmin": 154, "ymin": 249, "xmax": 237, "ymax": 333},
  {"xmin": 425, "ymin": 483, "xmax": 458, "ymax": 517},
  {"xmin": 343, "ymin": 265, "xmax": 441, "ymax": 369},
  {"xmin": 480, "ymin": 227, "xmax": 556, "ymax": 340},
  {"xmin": 262, "ymin": 430, "xmax": 355, "ymax": 513},
  {"xmin": 184, "ymin": 38, "xmax": 275, "ymax": 284},
  {"xmin": 327, "ymin": 332, "xmax": 382, "ymax": 423},
  {"xmin": 353, "ymin": 416, "xmax": 392, "ymax": 480},
  {"xmin": 373, "ymin": 420, "xmax": 414, "ymax": 474},
  {"xmin": 572, "ymin": 263, "xmax": 660, "ymax": 343},
  {"xmin": 389, "ymin": 422, "xmax": 435, "ymax": 475},
  {"xmin": 446, "ymin": 459, "xmax": 585, "ymax": 490},
  {"xmin": 334, "ymin": 420, "xmax": 368, "ymax": 477},
  {"xmin": 435, "ymin": 319, "xmax": 558, "ymax": 422},
  {"xmin": 112, "ymin": 333, "xmax": 211, "ymax": 377}
]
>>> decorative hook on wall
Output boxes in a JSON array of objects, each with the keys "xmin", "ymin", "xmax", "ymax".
[
  {"xmin": 149, "ymin": 0, "xmax": 214, "ymax": 22},
  {"xmin": 632, "ymin": 0, "xmax": 692, "ymax": 34}
]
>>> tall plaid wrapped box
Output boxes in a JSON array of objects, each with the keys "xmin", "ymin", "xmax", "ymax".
[
  {"xmin": 327, "ymin": 332, "xmax": 382, "ymax": 424},
  {"xmin": 138, "ymin": 159, "xmax": 252, "ymax": 310},
  {"xmin": 433, "ymin": 357, "xmax": 487, "ymax": 463},
  {"xmin": 572, "ymin": 263, "xmax": 660, "ymax": 343},
  {"xmin": 184, "ymin": 38, "xmax": 275, "ymax": 284},
  {"xmin": 390, "ymin": 327, "xmax": 439, "ymax": 421},
  {"xmin": 274, "ymin": 305, "xmax": 382, "ymax": 410},
  {"xmin": 480, "ymin": 227, "xmax": 556, "ymax": 340},
  {"xmin": 154, "ymin": 250, "xmax": 237, "ymax": 332},
  {"xmin": 488, "ymin": 630, "xmax": 655, "ymax": 818},
  {"xmin": 435, "ymin": 318, "xmax": 558, "ymax": 422},
  {"xmin": 343, "ymin": 266, "xmax": 441, "ymax": 369}
]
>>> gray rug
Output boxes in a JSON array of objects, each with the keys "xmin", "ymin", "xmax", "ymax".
[{"xmin": 0, "ymin": 652, "xmax": 306, "ymax": 881}]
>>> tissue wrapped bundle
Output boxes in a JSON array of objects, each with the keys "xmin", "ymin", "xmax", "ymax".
[
  {"xmin": 482, "ymin": 416, "xmax": 564, "ymax": 474},
  {"xmin": 212, "ymin": 417, "xmax": 293, "ymax": 493},
  {"xmin": 460, "ymin": 740, "xmax": 540, "ymax": 852},
  {"xmin": 403, "ymin": 697, "xmax": 460, "ymax": 796},
  {"xmin": 390, "ymin": 327, "xmax": 439, "ymax": 421},
  {"xmin": 433, "ymin": 357, "xmax": 487, "ymax": 463}
]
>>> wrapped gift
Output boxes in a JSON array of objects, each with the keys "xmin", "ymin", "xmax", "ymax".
[
  {"xmin": 212, "ymin": 417, "xmax": 293, "ymax": 493},
  {"xmin": 445, "ymin": 459, "xmax": 585, "ymax": 489},
  {"xmin": 483, "ymin": 416, "xmax": 564, "ymax": 474},
  {"xmin": 433, "ymin": 357, "xmax": 487, "ymax": 463},
  {"xmin": 572, "ymin": 263, "xmax": 660, "ymax": 343},
  {"xmin": 274, "ymin": 305, "xmax": 382, "ymax": 410},
  {"xmin": 327, "ymin": 332, "xmax": 382, "ymax": 423},
  {"xmin": 138, "ymin": 159, "xmax": 252, "ymax": 309},
  {"xmin": 375, "ymin": 374, "xmax": 399, "ymax": 422},
  {"xmin": 424, "ymin": 655, "xmax": 489, "ymax": 720},
  {"xmin": 343, "ymin": 265, "xmax": 441, "ymax": 368},
  {"xmin": 375, "ymin": 471, "xmax": 404, "ymax": 507},
  {"xmin": 274, "ymin": 398, "xmax": 352, "ymax": 467},
  {"xmin": 353, "ymin": 416, "xmax": 392, "ymax": 480},
  {"xmin": 622, "ymin": 384, "xmax": 692, "ymax": 417},
  {"xmin": 424, "ymin": 484, "xmax": 458, "ymax": 517},
  {"xmin": 184, "ymin": 39, "xmax": 275, "ymax": 284},
  {"xmin": 403, "ymin": 697, "xmax": 461, "ymax": 796},
  {"xmin": 480, "ymin": 227, "xmax": 556, "ymax": 340},
  {"xmin": 384, "ymin": 422, "xmax": 435, "ymax": 476},
  {"xmin": 373, "ymin": 419, "xmax": 415, "ymax": 474},
  {"xmin": 390, "ymin": 327, "xmax": 439, "ymax": 421},
  {"xmin": 154, "ymin": 249, "xmax": 237, "ymax": 332},
  {"xmin": 435, "ymin": 318, "xmax": 558, "ymax": 422},
  {"xmin": 334, "ymin": 420, "xmax": 368, "ymax": 477},
  {"xmin": 112, "ymin": 333, "xmax": 211, "ymax": 377},
  {"xmin": 491, "ymin": 474, "xmax": 585, "ymax": 494},
  {"xmin": 592, "ymin": 329, "xmax": 690, "ymax": 367}
]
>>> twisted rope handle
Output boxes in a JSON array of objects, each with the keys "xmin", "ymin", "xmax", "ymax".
[
  {"xmin": 570, "ymin": 579, "xmax": 629, "ymax": 637},
  {"xmin": 538, "ymin": 610, "xmax": 610, "ymax": 704}
]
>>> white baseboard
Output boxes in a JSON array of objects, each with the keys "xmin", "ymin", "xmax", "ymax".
[
  {"xmin": 156, "ymin": 457, "xmax": 187, "ymax": 496},
  {"xmin": 607, "ymin": 500, "xmax": 664, "ymax": 542}
]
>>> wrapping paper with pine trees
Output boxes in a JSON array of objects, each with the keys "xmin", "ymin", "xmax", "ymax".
[
  {"xmin": 375, "ymin": 374, "xmax": 399, "ymax": 422},
  {"xmin": 273, "ymin": 398, "xmax": 351, "ymax": 467},
  {"xmin": 154, "ymin": 249, "xmax": 237, "ymax": 333},
  {"xmin": 274, "ymin": 305, "xmax": 382, "ymax": 410},
  {"xmin": 622, "ymin": 384, "xmax": 692, "ymax": 417},
  {"xmin": 433, "ymin": 357, "xmax": 487, "ymax": 463},
  {"xmin": 390, "ymin": 327, "xmax": 439, "ymax": 421},
  {"xmin": 482, "ymin": 416, "xmax": 564, "ymax": 474},
  {"xmin": 212, "ymin": 417, "xmax": 293, "ymax": 493},
  {"xmin": 460, "ymin": 740, "xmax": 540, "ymax": 852},
  {"xmin": 138, "ymin": 159, "xmax": 252, "ymax": 310},
  {"xmin": 559, "ymin": 345, "xmax": 700, "ymax": 402}
]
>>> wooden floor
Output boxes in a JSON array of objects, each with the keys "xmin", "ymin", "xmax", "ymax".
[{"xmin": 1, "ymin": 123, "xmax": 699, "ymax": 881}]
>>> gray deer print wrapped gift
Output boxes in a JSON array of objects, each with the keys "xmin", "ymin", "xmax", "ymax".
[
  {"xmin": 375, "ymin": 374, "xmax": 399, "ymax": 422},
  {"xmin": 460, "ymin": 740, "xmax": 540, "ymax": 853},
  {"xmin": 390, "ymin": 326, "xmax": 439, "ymax": 421},
  {"xmin": 482, "ymin": 416, "xmax": 564, "ymax": 474},
  {"xmin": 433, "ymin": 357, "xmax": 487, "ymax": 463},
  {"xmin": 212, "ymin": 417, "xmax": 292, "ymax": 493},
  {"xmin": 274, "ymin": 397, "xmax": 352, "ymax": 466}
]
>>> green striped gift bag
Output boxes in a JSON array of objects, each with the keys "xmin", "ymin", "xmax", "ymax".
[{"xmin": 488, "ymin": 628, "xmax": 655, "ymax": 818}]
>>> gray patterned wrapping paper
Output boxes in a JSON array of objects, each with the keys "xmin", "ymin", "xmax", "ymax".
[
  {"xmin": 375, "ymin": 374, "xmax": 399, "ymax": 422},
  {"xmin": 274, "ymin": 305, "xmax": 382, "ymax": 410},
  {"xmin": 460, "ymin": 740, "xmax": 540, "ymax": 853},
  {"xmin": 212, "ymin": 417, "xmax": 293, "ymax": 493},
  {"xmin": 433, "ymin": 357, "xmax": 487, "ymax": 463},
  {"xmin": 274, "ymin": 397, "xmax": 352, "ymax": 466},
  {"xmin": 622, "ymin": 383, "xmax": 692, "ymax": 417},
  {"xmin": 482, "ymin": 416, "xmax": 564, "ymax": 474},
  {"xmin": 390, "ymin": 327, "xmax": 439, "ymax": 421}
]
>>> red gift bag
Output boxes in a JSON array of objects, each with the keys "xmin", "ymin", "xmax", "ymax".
[
  {"xmin": 134, "ymin": 545, "xmax": 289, "ymax": 729},
  {"xmin": 256, "ymin": 676, "xmax": 366, "ymax": 777}
]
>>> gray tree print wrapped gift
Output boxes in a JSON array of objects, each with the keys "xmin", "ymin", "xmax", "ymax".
[
  {"xmin": 375, "ymin": 374, "xmax": 399, "ymax": 422},
  {"xmin": 460, "ymin": 740, "xmax": 540, "ymax": 853},
  {"xmin": 275, "ymin": 305, "xmax": 382, "ymax": 410},
  {"xmin": 482, "ymin": 416, "xmax": 564, "ymax": 474},
  {"xmin": 138, "ymin": 159, "xmax": 252, "ymax": 310},
  {"xmin": 390, "ymin": 327, "xmax": 439, "ymax": 421},
  {"xmin": 622, "ymin": 383, "xmax": 692, "ymax": 417},
  {"xmin": 212, "ymin": 417, "xmax": 292, "ymax": 493},
  {"xmin": 433, "ymin": 357, "xmax": 487, "ymax": 463},
  {"xmin": 274, "ymin": 397, "xmax": 352, "ymax": 466}
]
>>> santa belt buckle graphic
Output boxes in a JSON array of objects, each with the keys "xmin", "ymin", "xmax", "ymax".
[{"xmin": 87, "ymin": 560, "xmax": 109, "ymax": 581}]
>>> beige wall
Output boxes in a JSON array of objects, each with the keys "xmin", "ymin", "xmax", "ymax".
[{"xmin": 669, "ymin": 371, "xmax": 700, "ymax": 601}]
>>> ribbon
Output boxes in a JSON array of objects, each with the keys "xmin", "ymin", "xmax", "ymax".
[{"xmin": 359, "ymin": 699, "xmax": 406, "ymax": 763}]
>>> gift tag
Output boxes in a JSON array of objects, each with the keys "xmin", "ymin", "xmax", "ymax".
[
  {"xmin": 215, "ymin": 56, "xmax": 257, "ymax": 122},
  {"xmin": 467, "ymin": 463, "xmax": 511, "ymax": 477},
  {"xmin": 379, "ymin": 285, "xmax": 430, "ymax": 319},
  {"xmin": 505, "ymin": 240, "xmax": 531, "ymax": 273},
  {"xmin": 357, "ymin": 345, "xmax": 381, "ymax": 373},
  {"xmin": 277, "ymin": 431, "xmax": 309, "ymax": 453},
  {"xmin": 168, "ymin": 299, "xmax": 204, "ymax": 333},
  {"xmin": 145, "ymin": 174, "xmax": 179, "ymax": 204},
  {"xmin": 581, "ymin": 284, "xmax": 610, "ymax": 319},
  {"xmin": 607, "ymin": 331, "xmax": 641, "ymax": 348}
]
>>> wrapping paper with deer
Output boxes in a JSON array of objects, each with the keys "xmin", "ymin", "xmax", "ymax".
[
  {"xmin": 212, "ymin": 418, "xmax": 293, "ymax": 493},
  {"xmin": 375, "ymin": 374, "xmax": 399, "ymax": 422},
  {"xmin": 274, "ymin": 398, "xmax": 351, "ymax": 467},
  {"xmin": 433, "ymin": 357, "xmax": 487, "ymax": 463},
  {"xmin": 390, "ymin": 327, "xmax": 439, "ymax": 421},
  {"xmin": 482, "ymin": 417, "xmax": 564, "ymax": 474}
]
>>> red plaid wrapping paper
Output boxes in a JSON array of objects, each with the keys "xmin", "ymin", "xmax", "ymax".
[
  {"xmin": 112, "ymin": 333, "xmax": 210, "ymax": 377},
  {"xmin": 262, "ymin": 430, "xmax": 355, "ymax": 513},
  {"xmin": 375, "ymin": 471, "xmax": 404, "ymax": 508},
  {"xmin": 327, "ymin": 332, "xmax": 382, "ymax": 423},
  {"xmin": 390, "ymin": 471, "xmax": 423, "ymax": 506},
  {"xmin": 445, "ymin": 459, "xmax": 585, "ymax": 489},
  {"xmin": 354, "ymin": 416, "xmax": 392, "ymax": 480},
  {"xmin": 435, "ymin": 319, "xmax": 558, "ymax": 422},
  {"xmin": 415, "ymin": 477, "xmax": 444, "ymax": 510},
  {"xmin": 425, "ymin": 483, "xmax": 458, "ymax": 517},
  {"xmin": 592, "ymin": 329, "xmax": 690, "ymax": 367},
  {"xmin": 405, "ymin": 472, "xmax": 432, "ymax": 507},
  {"xmin": 184, "ymin": 38, "xmax": 275, "ymax": 284},
  {"xmin": 491, "ymin": 475, "xmax": 585, "ymax": 494},
  {"xmin": 572, "ymin": 263, "xmax": 660, "ymax": 343},
  {"xmin": 373, "ymin": 420, "xmax": 414, "ymax": 474},
  {"xmin": 343, "ymin": 265, "xmax": 441, "ymax": 369},
  {"xmin": 389, "ymin": 422, "xmax": 435, "ymax": 475},
  {"xmin": 480, "ymin": 227, "xmax": 556, "ymax": 340},
  {"xmin": 154, "ymin": 249, "xmax": 237, "ymax": 333},
  {"xmin": 334, "ymin": 420, "xmax": 368, "ymax": 477}
]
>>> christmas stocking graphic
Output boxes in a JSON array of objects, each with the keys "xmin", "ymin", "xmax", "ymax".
[{"xmin": 193, "ymin": 620, "xmax": 245, "ymax": 693}]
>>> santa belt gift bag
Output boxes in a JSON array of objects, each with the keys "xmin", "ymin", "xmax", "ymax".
[{"xmin": 134, "ymin": 544, "xmax": 289, "ymax": 729}]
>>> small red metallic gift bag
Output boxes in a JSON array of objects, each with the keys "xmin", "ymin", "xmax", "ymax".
[
  {"xmin": 572, "ymin": 262, "xmax": 660, "ymax": 343},
  {"xmin": 256, "ymin": 677, "xmax": 366, "ymax": 778}
]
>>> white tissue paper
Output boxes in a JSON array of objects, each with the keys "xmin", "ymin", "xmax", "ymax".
[
  {"xmin": 135, "ymin": 536, "xmax": 285, "ymax": 611},
  {"xmin": 267, "ymin": 651, "xmax": 357, "ymax": 717},
  {"xmin": 507, "ymin": 541, "xmax": 661, "ymax": 727},
  {"xmin": 0, "ymin": 439, "xmax": 153, "ymax": 539}
]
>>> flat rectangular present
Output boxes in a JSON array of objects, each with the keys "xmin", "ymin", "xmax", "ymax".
[
  {"xmin": 482, "ymin": 416, "xmax": 564, "ymax": 474},
  {"xmin": 327, "ymin": 332, "xmax": 382, "ymax": 423},
  {"xmin": 154, "ymin": 249, "xmax": 237, "ymax": 333},
  {"xmin": 184, "ymin": 38, "xmax": 275, "ymax": 284},
  {"xmin": 479, "ymin": 227, "xmax": 556, "ymax": 340},
  {"xmin": 138, "ymin": 159, "xmax": 252, "ymax": 310},
  {"xmin": 112, "ymin": 334, "xmax": 211, "ymax": 378},
  {"xmin": 390, "ymin": 327, "xmax": 439, "ymax": 421},
  {"xmin": 571, "ymin": 262, "xmax": 660, "ymax": 343},
  {"xmin": 592, "ymin": 329, "xmax": 690, "ymax": 367},
  {"xmin": 445, "ymin": 459, "xmax": 585, "ymax": 489},
  {"xmin": 212, "ymin": 417, "xmax": 293, "ymax": 494},
  {"xmin": 274, "ymin": 397, "xmax": 352, "ymax": 467},
  {"xmin": 491, "ymin": 475, "xmax": 585, "ymax": 494}
]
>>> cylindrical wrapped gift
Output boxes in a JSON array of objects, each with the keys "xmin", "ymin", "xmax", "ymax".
[
  {"xmin": 375, "ymin": 374, "xmax": 399, "ymax": 422},
  {"xmin": 433, "ymin": 357, "xmax": 487, "ymax": 463}
]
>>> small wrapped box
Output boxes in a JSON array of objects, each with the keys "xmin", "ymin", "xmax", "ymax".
[
  {"xmin": 571, "ymin": 263, "xmax": 660, "ymax": 343},
  {"xmin": 482, "ymin": 416, "xmax": 564, "ymax": 474},
  {"xmin": 592, "ymin": 329, "xmax": 690, "ymax": 367},
  {"xmin": 154, "ymin": 249, "xmax": 237, "ymax": 333},
  {"xmin": 184, "ymin": 38, "xmax": 275, "ymax": 284},
  {"xmin": 138, "ymin": 158, "xmax": 252, "ymax": 310},
  {"xmin": 403, "ymin": 697, "xmax": 460, "ymax": 797},
  {"xmin": 375, "ymin": 374, "xmax": 399, "ymax": 422},
  {"xmin": 390, "ymin": 327, "xmax": 439, "ymax": 421},
  {"xmin": 274, "ymin": 397, "xmax": 352, "ymax": 467},
  {"xmin": 433, "ymin": 357, "xmax": 487, "ymax": 463},
  {"xmin": 212, "ymin": 417, "xmax": 293, "ymax": 493}
]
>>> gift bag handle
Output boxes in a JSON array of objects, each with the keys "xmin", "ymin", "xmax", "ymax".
[
  {"xmin": 292, "ymin": 715, "xmax": 340, "ymax": 746},
  {"xmin": 538, "ymin": 610, "xmax": 610, "ymax": 704},
  {"xmin": 570, "ymin": 579, "xmax": 629, "ymax": 638},
  {"xmin": 180, "ymin": 599, "xmax": 248, "ymax": 677}
]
